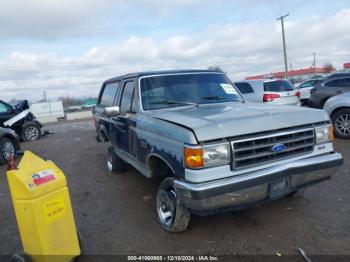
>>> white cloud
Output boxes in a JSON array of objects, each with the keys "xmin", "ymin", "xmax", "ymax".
[
  {"xmin": 0, "ymin": 8, "xmax": 350, "ymax": 102},
  {"xmin": 0, "ymin": 0, "xmax": 112, "ymax": 39},
  {"xmin": 0, "ymin": 0, "xmax": 203, "ymax": 39}
]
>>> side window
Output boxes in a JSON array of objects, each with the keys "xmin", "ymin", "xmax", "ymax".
[
  {"xmin": 99, "ymin": 82, "xmax": 120, "ymax": 107},
  {"xmin": 234, "ymin": 83, "xmax": 254, "ymax": 94},
  {"xmin": 120, "ymin": 81, "xmax": 135, "ymax": 113},
  {"xmin": 300, "ymin": 81, "xmax": 312, "ymax": 88},
  {"xmin": 341, "ymin": 78, "xmax": 350, "ymax": 88},
  {"xmin": 325, "ymin": 79, "xmax": 350, "ymax": 88},
  {"xmin": 0, "ymin": 102, "xmax": 12, "ymax": 113},
  {"xmin": 325, "ymin": 79, "xmax": 340, "ymax": 87}
]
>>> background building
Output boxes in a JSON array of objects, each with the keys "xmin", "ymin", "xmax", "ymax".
[{"xmin": 245, "ymin": 67, "xmax": 336, "ymax": 83}]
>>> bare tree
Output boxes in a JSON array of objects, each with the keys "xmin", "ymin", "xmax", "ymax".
[
  {"xmin": 323, "ymin": 63, "xmax": 335, "ymax": 73},
  {"xmin": 57, "ymin": 96, "xmax": 82, "ymax": 108}
]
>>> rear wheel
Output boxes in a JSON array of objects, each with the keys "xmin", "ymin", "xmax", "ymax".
[
  {"xmin": 156, "ymin": 178, "xmax": 190, "ymax": 233},
  {"xmin": 300, "ymin": 99, "xmax": 308, "ymax": 106},
  {"xmin": 332, "ymin": 109, "xmax": 350, "ymax": 139},
  {"xmin": 0, "ymin": 138, "xmax": 16, "ymax": 165},
  {"xmin": 21, "ymin": 123, "xmax": 41, "ymax": 141},
  {"xmin": 107, "ymin": 146, "xmax": 125, "ymax": 174}
]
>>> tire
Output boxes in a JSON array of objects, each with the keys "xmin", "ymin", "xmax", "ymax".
[
  {"xmin": 0, "ymin": 138, "xmax": 16, "ymax": 165},
  {"xmin": 300, "ymin": 99, "xmax": 308, "ymax": 106},
  {"xmin": 21, "ymin": 123, "xmax": 41, "ymax": 142},
  {"xmin": 107, "ymin": 146, "xmax": 125, "ymax": 174},
  {"xmin": 331, "ymin": 109, "xmax": 350, "ymax": 139},
  {"xmin": 156, "ymin": 178, "xmax": 190, "ymax": 233}
]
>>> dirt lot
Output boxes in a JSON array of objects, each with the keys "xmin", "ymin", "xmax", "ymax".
[{"xmin": 1, "ymin": 119, "xmax": 349, "ymax": 257}]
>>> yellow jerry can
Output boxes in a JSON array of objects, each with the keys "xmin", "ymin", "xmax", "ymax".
[{"xmin": 6, "ymin": 151, "xmax": 81, "ymax": 262}]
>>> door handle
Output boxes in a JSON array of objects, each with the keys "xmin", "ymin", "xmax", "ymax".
[
  {"xmin": 112, "ymin": 114, "xmax": 129, "ymax": 120},
  {"xmin": 336, "ymin": 91, "xmax": 342, "ymax": 94}
]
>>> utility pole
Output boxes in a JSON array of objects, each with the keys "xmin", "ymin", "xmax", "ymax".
[
  {"xmin": 277, "ymin": 13, "xmax": 289, "ymax": 79},
  {"xmin": 43, "ymin": 91, "xmax": 47, "ymax": 102},
  {"xmin": 312, "ymin": 52, "xmax": 316, "ymax": 74}
]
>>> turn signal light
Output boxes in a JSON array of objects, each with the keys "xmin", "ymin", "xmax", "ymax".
[
  {"xmin": 263, "ymin": 93, "xmax": 280, "ymax": 102},
  {"xmin": 184, "ymin": 147, "xmax": 204, "ymax": 168},
  {"xmin": 329, "ymin": 125, "xmax": 334, "ymax": 142}
]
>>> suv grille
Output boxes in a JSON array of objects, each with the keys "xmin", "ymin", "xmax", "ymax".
[{"xmin": 231, "ymin": 128, "xmax": 315, "ymax": 169}]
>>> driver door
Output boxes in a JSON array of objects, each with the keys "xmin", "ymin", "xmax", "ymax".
[{"xmin": 113, "ymin": 79, "xmax": 136, "ymax": 155}]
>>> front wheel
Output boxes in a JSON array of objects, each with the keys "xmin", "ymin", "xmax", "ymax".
[
  {"xmin": 0, "ymin": 138, "xmax": 16, "ymax": 165},
  {"xmin": 156, "ymin": 178, "xmax": 190, "ymax": 233},
  {"xmin": 332, "ymin": 109, "xmax": 350, "ymax": 139},
  {"xmin": 21, "ymin": 123, "xmax": 41, "ymax": 141}
]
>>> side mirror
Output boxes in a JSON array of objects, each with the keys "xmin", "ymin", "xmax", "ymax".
[{"xmin": 104, "ymin": 106, "xmax": 120, "ymax": 117}]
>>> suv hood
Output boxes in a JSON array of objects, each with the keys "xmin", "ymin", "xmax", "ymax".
[{"xmin": 149, "ymin": 102, "xmax": 329, "ymax": 142}]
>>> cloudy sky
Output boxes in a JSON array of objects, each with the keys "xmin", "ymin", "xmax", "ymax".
[{"xmin": 1, "ymin": 0, "xmax": 350, "ymax": 102}]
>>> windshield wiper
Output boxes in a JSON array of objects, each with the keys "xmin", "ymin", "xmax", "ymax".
[
  {"xmin": 149, "ymin": 100, "xmax": 198, "ymax": 107},
  {"xmin": 201, "ymin": 96, "xmax": 243, "ymax": 102},
  {"xmin": 166, "ymin": 100, "xmax": 199, "ymax": 107}
]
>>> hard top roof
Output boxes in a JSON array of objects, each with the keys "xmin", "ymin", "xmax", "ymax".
[{"xmin": 103, "ymin": 69, "xmax": 224, "ymax": 83}]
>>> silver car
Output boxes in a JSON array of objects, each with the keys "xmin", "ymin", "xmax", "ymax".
[
  {"xmin": 234, "ymin": 79, "xmax": 301, "ymax": 106},
  {"xmin": 323, "ymin": 92, "xmax": 350, "ymax": 139}
]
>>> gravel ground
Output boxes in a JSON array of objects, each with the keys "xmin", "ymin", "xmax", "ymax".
[{"xmin": 0, "ymin": 119, "xmax": 349, "ymax": 258}]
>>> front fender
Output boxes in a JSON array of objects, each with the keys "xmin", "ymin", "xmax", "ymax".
[{"xmin": 136, "ymin": 115, "xmax": 196, "ymax": 178}]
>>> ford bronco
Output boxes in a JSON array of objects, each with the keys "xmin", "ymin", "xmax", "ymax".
[{"xmin": 93, "ymin": 70, "xmax": 343, "ymax": 232}]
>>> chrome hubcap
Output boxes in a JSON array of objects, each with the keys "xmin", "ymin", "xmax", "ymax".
[
  {"xmin": 335, "ymin": 114, "xmax": 350, "ymax": 136},
  {"xmin": 24, "ymin": 126, "xmax": 39, "ymax": 141},
  {"xmin": 2, "ymin": 141, "xmax": 15, "ymax": 160},
  {"xmin": 157, "ymin": 189, "xmax": 176, "ymax": 226},
  {"xmin": 107, "ymin": 155, "xmax": 113, "ymax": 172}
]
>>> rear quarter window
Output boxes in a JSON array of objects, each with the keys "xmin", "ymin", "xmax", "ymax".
[
  {"xmin": 264, "ymin": 80, "xmax": 294, "ymax": 92},
  {"xmin": 234, "ymin": 83, "xmax": 254, "ymax": 94},
  {"xmin": 99, "ymin": 82, "xmax": 120, "ymax": 106}
]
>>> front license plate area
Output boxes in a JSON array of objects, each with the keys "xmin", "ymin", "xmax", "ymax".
[{"xmin": 269, "ymin": 177, "xmax": 291, "ymax": 199}]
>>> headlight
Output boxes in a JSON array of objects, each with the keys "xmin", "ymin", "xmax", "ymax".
[
  {"xmin": 315, "ymin": 125, "xmax": 334, "ymax": 144},
  {"xmin": 184, "ymin": 143, "xmax": 230, "ymax": 169}
]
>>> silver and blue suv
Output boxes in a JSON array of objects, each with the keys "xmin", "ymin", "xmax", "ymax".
[{"xmin": 93, "ymin": 70, "xmax": 343, "ymax": 232}]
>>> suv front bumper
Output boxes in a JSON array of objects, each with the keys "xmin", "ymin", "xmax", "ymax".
[{"xmin": 174, "ymin": 152, "xmax": 343, "ymax": 215}]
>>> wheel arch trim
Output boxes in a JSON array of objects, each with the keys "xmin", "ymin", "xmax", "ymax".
[
  {"xmin": 146, "ymin": 153, "xmax": 176, "ymax": 175},
  {"xmin": 330, "ymin": 106, "xmax": 350, "ymax": 118}
]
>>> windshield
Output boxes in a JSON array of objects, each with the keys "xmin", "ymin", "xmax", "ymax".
[
  {"xmin": 140, "ymin": 73, "xmax": 242, "ymax": 110},
  {"xmin": 264, "ymin": 80, "xmax": 294, "ymax": 92}
]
